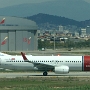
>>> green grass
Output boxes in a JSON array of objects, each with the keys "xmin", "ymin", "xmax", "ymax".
[{"xmin": 0, "ymin": 77, "xmax": 90, "ymax": 90}]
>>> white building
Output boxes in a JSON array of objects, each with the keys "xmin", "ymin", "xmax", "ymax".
[
  {"xmin": 80, "ymin": 28, "xmax": 86, "ymax": 37},
  {"xmin": 59, "ymin": 25, "xmax": 63, "ymax": 32}
]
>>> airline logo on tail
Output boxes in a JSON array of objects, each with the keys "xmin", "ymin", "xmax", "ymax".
[
  {"xmin": 21, "ymin": 52, "xmax": 31, "ymax": 62},
  {"xmin": 1, "ymin": 37, "xmax": 8, "ymax": 45},
  {"xmin": 0, "ymin": 18, "xmax": 5, "ymax": 24}
]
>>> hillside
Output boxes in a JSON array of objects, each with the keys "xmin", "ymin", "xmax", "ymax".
[{"xmin": 26, "ymin": 13, "xmax": 89, "ymax": 30}]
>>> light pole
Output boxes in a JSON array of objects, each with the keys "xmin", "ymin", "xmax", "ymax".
[{"xmin": 54, "ymin": 35, "xmax": 55, "ymax": 50}]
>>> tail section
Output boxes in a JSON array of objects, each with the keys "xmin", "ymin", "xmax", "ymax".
[
  {"xmin": 21, "ymin": 52, "xmax": 28, "ymax": 60},
  {"xmin": 0, "ymin": 18, "xmax": 5, "ymax": 24},
  {"xmin": 21, "ymin": 52, "xmax": 30, "ymax": 62}
]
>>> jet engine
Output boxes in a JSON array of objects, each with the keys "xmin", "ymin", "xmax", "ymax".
[{"xmin": 54, "ymin": 65, "xmax": 69, "ymax": 74}]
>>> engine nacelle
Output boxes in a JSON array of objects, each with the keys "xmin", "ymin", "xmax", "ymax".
[{"xmin": 55, "ymin": 65, "xmax": 69, "ymax": 74}]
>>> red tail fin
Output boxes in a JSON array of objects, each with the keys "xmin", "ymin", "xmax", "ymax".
[
  {"xmin": 21, "ymin": 52, "xmax": 31, "ymax": 62},
  {"xmin": 21, "ymin": 52, "xmax": 28, "ymax": 60},
  {"xmin": 0, "ymin": 18, "xmax": 5, "ymax": 24}
]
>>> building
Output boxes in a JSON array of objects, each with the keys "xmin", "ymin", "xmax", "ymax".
[
  {"xmin": 0, "ymin": 16, "xmax": 38, "ymax": 51},
  {"xmin": 86, "ymin": 26, "xmax": 90, "ymax": 35},
  {"xmin": 59, "ymin": 25, "xmax": 63, "ymax": 32},
  {"xmin": 74, "ymin": 32, "xmax": 79, "ymax": 37},
  {"xmin": 80, "ymin": 28, "xmax": 86, "ymax": 37}
]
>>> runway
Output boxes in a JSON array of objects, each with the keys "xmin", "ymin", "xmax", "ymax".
[
  {"xmin": 0, "ymin": 72, "xmax": 90, "ymax": 78},
  {"xmin": 5, "ymin": 49, "xmax": 90, "ymax": 56}
]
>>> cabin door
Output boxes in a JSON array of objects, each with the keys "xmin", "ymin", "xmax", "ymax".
[{"xmin": 52, "ymin": 60, "xmax": 58, "ymax": 65}]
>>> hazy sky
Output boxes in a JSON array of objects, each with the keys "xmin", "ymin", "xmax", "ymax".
[
  {"xmin": 0, "ymin": 0, "xmax": 53, "ymax": 8},
  {"xmin": 0, "ymin": 0, "xmax": 90, "ymax": 8},
  {"xmin": 85, "ymin": 0, "xmax": 90, "ymax": 3}
]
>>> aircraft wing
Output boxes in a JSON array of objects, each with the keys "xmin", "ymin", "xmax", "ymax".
[
  {"xmin": 21, "ymin": 52, "xmax": 54, "ymax": 71},
  {"xmin": 34, "ymin": 62, "xmax": 54, "ymax": 71}
]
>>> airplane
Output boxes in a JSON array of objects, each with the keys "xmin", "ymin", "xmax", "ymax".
[
  {"xmin": 0, "ymin": 18, "xmax": 5, "ymax": 24},
  {"xmin": 0, "ymin": 52, "xmax": 90, "ymax": 76},
  {"xmin": 21, "ymin": 52, "xmax": 90, "ymax": 76}
]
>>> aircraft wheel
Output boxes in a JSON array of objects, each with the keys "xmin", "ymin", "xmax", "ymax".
[{"xmin": 43, "ymin": 71, "xmax": 48, "ymax": 76}]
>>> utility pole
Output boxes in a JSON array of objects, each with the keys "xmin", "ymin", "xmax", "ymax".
[{"xmin": 54, "ymin": 35, "xmax": 55, "ymax": 50}]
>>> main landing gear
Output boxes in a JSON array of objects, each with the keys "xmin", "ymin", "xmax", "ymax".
[{"xmin": 43, "ymin": 71, "xmax": 48, "ymax": 76}]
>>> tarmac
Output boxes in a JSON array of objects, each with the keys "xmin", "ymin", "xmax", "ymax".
[
  {"xmin": 4, "ymin": 49, "xmax": 90, "ymax": 56},
  {"xmin": 0, "ymin": 72, "xmax": 90, "ymax": 78}
]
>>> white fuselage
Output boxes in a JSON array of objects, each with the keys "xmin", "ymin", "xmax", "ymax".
[
  {"xmin": 0, "ymin": 55, "xmax": 88, "ymax": 71},
  {"xmin": 0, "ymin": 55, "xmax": 33, "ymax": 70}
]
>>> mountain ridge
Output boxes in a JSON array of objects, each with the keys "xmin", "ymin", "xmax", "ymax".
[{"xmin": 26, "ymin": 13, "xmax": 90, "ymax": 30}]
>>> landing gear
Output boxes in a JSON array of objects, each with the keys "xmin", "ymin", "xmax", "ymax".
[{"xmin": 43, "ymin": 71, "xmax": 48, "ymax": 76}]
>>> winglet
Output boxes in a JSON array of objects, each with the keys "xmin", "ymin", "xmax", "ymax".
[{"xmin": 21, "ymin": 52, "xmax": 30, "ymax": 62}]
